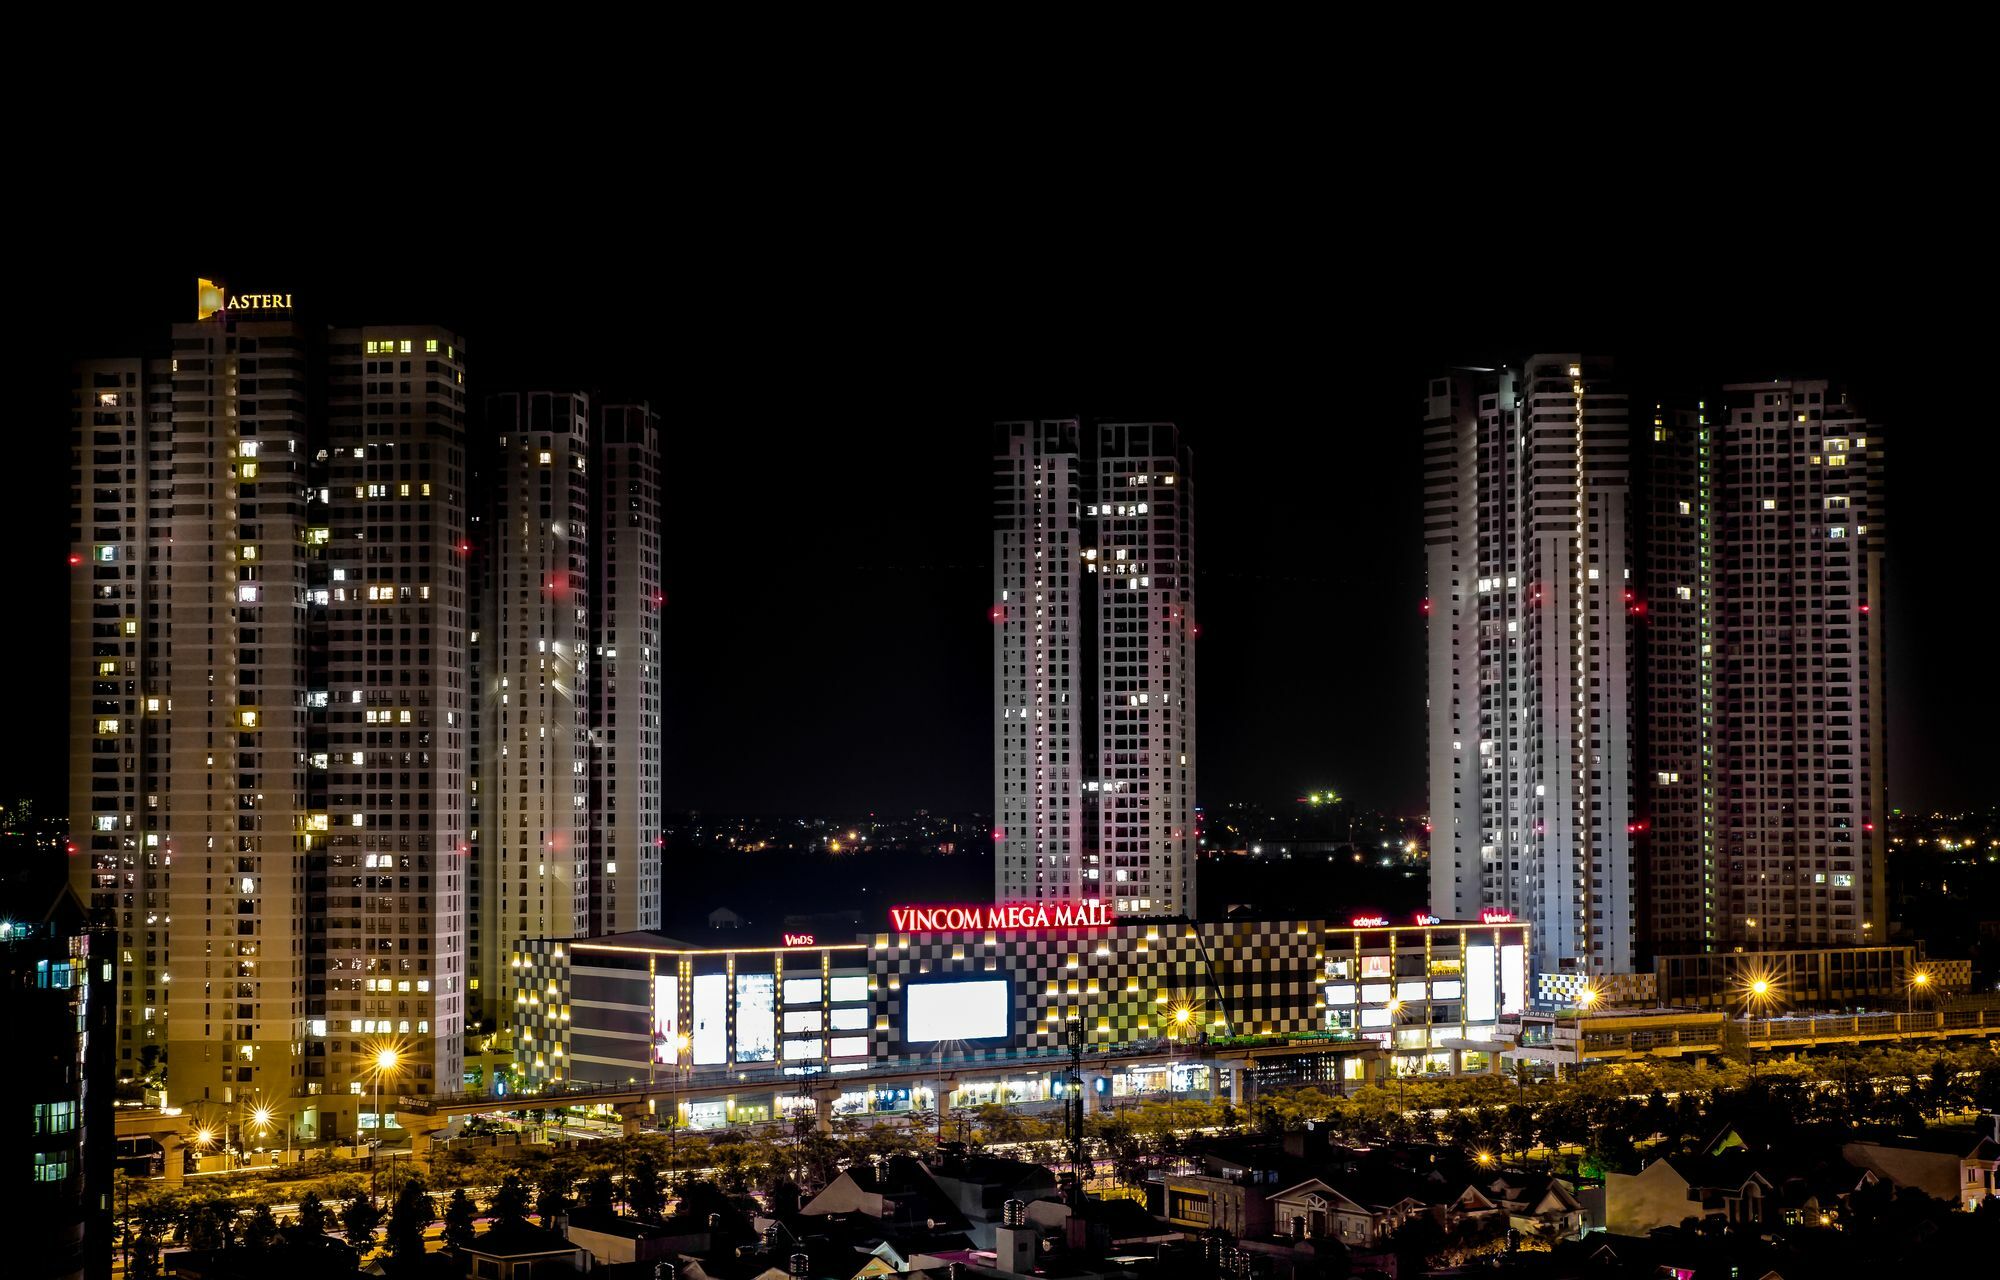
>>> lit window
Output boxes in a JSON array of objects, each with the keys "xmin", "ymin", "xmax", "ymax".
[
  {"xmin": 399, "ymin": 339, "xmax": 413, "ymax": 354},
  {"xmin": 425, "ymin": 338, "xmax": 439, "ymax": 353},
  {"xmin": 539, "ymin": 450, "xmax": 553, "ymax": 464},
  {"xmin": 1761, "ymin": 499, "xmax": 1776, "ymax": 510}
]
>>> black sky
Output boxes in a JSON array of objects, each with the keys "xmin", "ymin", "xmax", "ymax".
[{"xmin": 8, "ymin": 219, "xmax": 1984, "ymax": 821}]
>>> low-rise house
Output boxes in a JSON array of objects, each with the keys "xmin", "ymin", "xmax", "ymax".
[
  {"xmin": 462, "ymin": 1221, "xmax": 592, "ymax": 1279},
  {"xmin": 1842, "ymin": 1127, "xmax": 2000, "ymax": 1212},
  {"xmin": 1467, "ymin": 1171, "xmax": 1585, "ymax": 1240}
]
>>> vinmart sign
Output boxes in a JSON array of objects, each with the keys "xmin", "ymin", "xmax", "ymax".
[{"xmin": 889, "ymin": 901, "xmax": 1113, "ymax": 932}]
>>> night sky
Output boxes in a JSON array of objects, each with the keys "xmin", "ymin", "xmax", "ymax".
[{"xmin": 8, "ymin": 242, "xmax": 1980, "ymax": 820}]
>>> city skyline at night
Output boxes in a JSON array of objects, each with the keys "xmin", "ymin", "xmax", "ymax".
[{"xmin": 11, "ymin": 262, "xmax": 1983, "ymax": 827}]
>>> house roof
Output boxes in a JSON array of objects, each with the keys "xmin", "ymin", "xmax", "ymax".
[{"xmin": 467, "ymin": 1222, "xmax": 583, "ymax": 1258}]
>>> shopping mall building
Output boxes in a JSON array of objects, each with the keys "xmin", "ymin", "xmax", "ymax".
[{"xmin": 508, "ymin": 906, "xmax": 1530, "ymax": 1125}]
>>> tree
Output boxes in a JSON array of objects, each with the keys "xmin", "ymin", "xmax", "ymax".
[
  {"xmin": 293, "ymin": 1189, "xmax": 331, "ymax": 1239},
  {"xmin": 628, "ymin": 1152, "xmax": 665, "ymax": 1222},
  {"xmin": 492, "ymin": 1174, "xmax": 532, "ymax": 1227},
  {"xmin": 537, "ymin": 1167, "xmax": 574, "ymax": 1225},
  {"xmin": 128, "ymin": 1203, "xmax": 169, "ymax": 1280},
  {"xmin": 387, "ymin": 1178, "xmax": 434, "ymax": 1268},
  {"xmin": 442, "ymin": 1188, "xmax": 479, "ymax": 1253},
  {"xmin": 184, "ymin": 1197, "xmax": 239, "ymax": 1251},
  {"xmin": 340, "ymin": 1192, "xmax": 383, "ymax": 1256},
  {"xmin": 240, "ymin": 1202, "xmax": 281, "ymax": 1253},
  {"xmin": 584, "ymin": 1170, "xmax": 617, "ymax": 1219}
]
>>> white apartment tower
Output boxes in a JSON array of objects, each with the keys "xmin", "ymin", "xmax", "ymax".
[
  {"xmin": 69, "ymin": 357, "xmax": 175, "ymax": 1078},
  {"xmin": 1710, "ymin": 380, "xmax": 1885, "ymax": 948},
  {"xmin": 590, "ymin": 402, "xmax": 664, "ymax": 939},
  {"xmin": 478, "ymin": 393, "xmax": 594, "ymax": 1017},
  {"xmin": 161, "ymin": 313, "xmax": 319, "ymax": 1120},
  {"xmin": 319, "ymin": 324, "xmax": 469, "ymax": 1117},
  {"xmin": 1425, "ymin": 357, "xmax": 1637, "ymax": 978},
  {"xmin": 71, "ymin": 288, "xmax": 469, "ymax": 1138},
  {"xmin": 473, "ymin": 394, "xmax": 663, "ymax": 1029},
  {"xmin": 993, "ymin": 421, "xmax": 1196, "ymax": 917}
]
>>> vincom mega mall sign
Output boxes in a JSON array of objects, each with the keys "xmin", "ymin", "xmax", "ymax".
[{"xmin": 888, "ymin": 901, "xmax": 1113, "ymax": 932}]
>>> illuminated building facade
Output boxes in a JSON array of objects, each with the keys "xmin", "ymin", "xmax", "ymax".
[
  {"xmin": 1424, "ymin": 358, "xmax": 1637, "ymax": 980},
  {"xmin": 588, "ymin": 402, "xmax": 663, "ymax": 940},
  {"xmin": 1642, "ymin": 381, "xmax": 1886, "ymax": 954},
  {"xmin": 69, "ymin": 288, "xmax": 468, "ymax": 1137},
  {"xmin": 992, "ymin": 422, "xmax": 1196, "ymax": 917},
  {"xmin": 509, "ymin": 912, "xmax": 1529, "ymax": 1109},
  {"xmin": 472, "ymin": 394, "xmax": 663, "ymax": 1032},
  {"xmin": 69, "ymin": 355, "xmax": 175, "ymax": 1078},
  {"xmin": 1709, "ymin": 380, "xmax": 1885, "ymax": 948},
  {"xmin": 320, "ymin": 325, "xmax": 470, "ymax": 1121}
]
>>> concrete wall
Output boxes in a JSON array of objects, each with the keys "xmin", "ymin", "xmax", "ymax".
[{"xmin": 1605, "ymin": 1161, "xmax": 1698, "ymax": 1236}]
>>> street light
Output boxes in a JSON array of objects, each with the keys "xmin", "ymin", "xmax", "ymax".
[
  {"xmin": 1385, "ymin": 998, "xmax": 1407, "ymax": 1116},
  {"xmin": 1909, "ymin": 969, "xmax": 1931, "ymax": 1017},
  {"xmin": 1170, "ymin": 1003, "xmax": 1194, "ymax": 1099},
  {"xmin": 1574, "ymin": 985, "xmax": 1600, "ymax": 1079},
  {"xmin": 1738, "ymin": 973, "xmax": 1782, "ymax": 1078}
]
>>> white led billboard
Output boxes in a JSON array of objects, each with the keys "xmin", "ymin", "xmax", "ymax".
[
  {"xmin": 1500, "ymin": 944, "xmax": 1526, "ymax": 1015},
  {"xmin": 692, "ymin": 974, "xmax": 727, "ymax": 1065},
  {"xmin": 735, "ymin": 973, "xmax": 775, "ymax": 1062},
  {"xmin": 1467, "ymin": 943, "xmax": 1497, "ymax": 1023},
  {"xmin": 905, "ymin": 978, "xmax": 1009, "ymax": 1043}
]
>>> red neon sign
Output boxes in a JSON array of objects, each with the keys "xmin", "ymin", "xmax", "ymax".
[
  {"xmin": 782, "ymin": 932, "xmax": 816, "ymax": 947},
  {"xmin": 1350, "ymin": 915, "xmax": 1389, "ymax": 928},
  {"xmin": 1414, "ymin": 913, "xmax": 1441, "ymax": 926},
  {"xmin": 1481, "ymin": 910, "xmax": 1515, "ymax": 924},
  {"xmin": 890, "ymin": 902, "xmax": 1112, "ymax": 932}
]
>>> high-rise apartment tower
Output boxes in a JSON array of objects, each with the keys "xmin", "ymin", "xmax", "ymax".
[{"xmin": 993, "ymin": 421, "xmax": 1196, "ymax": 917}]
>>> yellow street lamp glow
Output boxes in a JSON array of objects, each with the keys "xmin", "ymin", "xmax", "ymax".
[
  {"xmin": 1750, "ymin": 979, "xmax": 1769, "ymax": 997},
  {"xmin": 251, "ymin": 1106, "xmax": 272, "ymax": 1127},
  {"xmin": 1912, "ymin": 971, "xmax": 1930, "ymax": 987},
  {"xmin": 195, "ymin": 1127, "xmax": 216, "ymax": 1147},
  {"xmin": 1174, "ymin": 1005, "xmax": 1192, "ymax": 1027},
  {"xmin": 1577, "ymin": 985, "xmax": 1600, "ymax": 1009},
  {"xmin": 1475, "ymin": 1150, "xmax": 1494, "ymax": 1167},
  {"xmin": 375, "ymin": 1048, "xmax": 400, "ymax": 1071},
  {"xmin": 673, "ymin": 1033, "xmax": 690, "ymax": 1053}
]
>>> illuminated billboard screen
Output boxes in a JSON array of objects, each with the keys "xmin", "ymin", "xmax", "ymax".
[
  {"xmin": 652, "ymin": 975, "xmax": 677, "ymax": 1062},
  {"xmin": 1501, "ymin": 943, "xmax": 1526, "ymax": 1015},
  {"xmin": 735, "ymin": 973, "xmax": 775, "ymax": 1063},
  {"xmin": 905, "ymin": 978, "xmax": 1010, "ymax": 1044},
  {"xmin": 1467, "ymin": 943, "xmax": 1497, "ymax": 1023},
  {"xmin": 692, "ymin": 974, "xmax": 727, "ymax": 1065}
]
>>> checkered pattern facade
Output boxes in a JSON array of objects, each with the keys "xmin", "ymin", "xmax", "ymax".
[
  {"xmin": 1537, "ymin": 969, "xmax": 1656, "ymax": 1009},
  {"xmin": 511, "ymin": 938, "xmax": 574, "ymax": 1082},
  {"xmin": 870, "ymin": 919, "xmax": 1323, "ymax": 1063}
]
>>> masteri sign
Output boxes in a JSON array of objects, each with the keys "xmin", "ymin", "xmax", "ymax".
[
  {"xmin": 196, "ymin": 277, "xmax": 295, "ymax": 320},
  {"xmin": 890, "ymin": 901, "xmax": 1112, "ymax": 932}
]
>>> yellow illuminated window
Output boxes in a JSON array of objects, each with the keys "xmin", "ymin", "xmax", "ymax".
[{"xmin": 425, "ymin": 339, "xmax": 439, "ymax": 353}]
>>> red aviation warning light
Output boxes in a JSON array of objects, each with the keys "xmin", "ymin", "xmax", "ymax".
[
  {"xmin": 68, "ymin": 553, "xmax": 83, "ymax": 566},
  {"xmin": 1420, "ymin": 598, "xmax": 1432, "ymax": 615},
  {"xmin": 989, "ymin": 604, "xmax": 1005, "ymax": 623}
]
